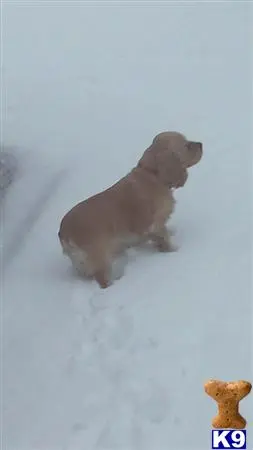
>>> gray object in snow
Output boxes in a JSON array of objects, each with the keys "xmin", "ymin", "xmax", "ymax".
[{"xmin": 0, "ymin": 149, "xmax": 18, "ymax": 193}]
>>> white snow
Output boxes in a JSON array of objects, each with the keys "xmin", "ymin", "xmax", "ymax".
[{"xmin": 2, "ymin": 2, "xmax": 252, "ymax": 450}]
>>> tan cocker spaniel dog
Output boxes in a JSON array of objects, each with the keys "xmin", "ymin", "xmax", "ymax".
[{"xmin": 58, "ymin": 131, "xmax": 203, "ymax": 288}]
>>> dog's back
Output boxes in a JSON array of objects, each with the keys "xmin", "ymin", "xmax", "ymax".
[
  {"xmin": 58, "ymin": 167, "xmax": 175, "ymax": 283},
  {"xmin": 59, "ymin": 168, "xmax": 173, "ymax": 248}
]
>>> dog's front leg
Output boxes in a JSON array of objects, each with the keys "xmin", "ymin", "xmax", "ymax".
[{"xmin": 150, "ymin": 226, "xmax": 177, "ymax": 252}]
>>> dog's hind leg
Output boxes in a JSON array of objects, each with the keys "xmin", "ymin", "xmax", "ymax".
[
  {"xmin": 87, "ymin": 246, "xmax": 114, "ymax": 289},
  {"xmin": 94, "ymin": 267, "xmax": 112, "ymax": 289}
]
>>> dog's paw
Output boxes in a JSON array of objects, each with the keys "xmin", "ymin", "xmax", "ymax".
[
  {"xmin": 94, "ymin": 271, "xmax": 113, "ymax": 289},
  {"xmin": 168, "ymin": 242, "xmax": 179, "ymax": 252},
  {"xmin": 99, "ymin": 279, "xmax": 113, "ymax": 289},
  {"xmin": 157, "ymin": 241, "xmax": 178, "ymax": 253}
]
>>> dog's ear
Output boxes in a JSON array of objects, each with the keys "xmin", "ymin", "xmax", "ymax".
[
  {"xmin": 157, "ymin": 150, "xmax": 188, "ymax": 187},
  {"xmin": 138, "ymin": 147, "xmax": 188, "ymax": 188}
]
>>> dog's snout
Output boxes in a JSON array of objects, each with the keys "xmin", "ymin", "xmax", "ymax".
[
  {"xmin": 196, "ymin": 142, "xmax": 203, "ymax": 152},
  {"xmin": 188, "ymin": 141, "xmax": 202, "ymax": 152},
  {"xmin": 185, "ymin": 140, "xmax": 203, "ymax": 167}
]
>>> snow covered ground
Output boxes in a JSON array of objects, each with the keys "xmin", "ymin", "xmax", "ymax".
[{"xmin": 2, "ymin": 1, "xmax": 252, "ymax": 449}]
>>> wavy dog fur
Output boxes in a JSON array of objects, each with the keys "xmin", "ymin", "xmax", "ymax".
[{"xmin": 58, "ymin": 131, "xmax": 203, "ymax": 288}]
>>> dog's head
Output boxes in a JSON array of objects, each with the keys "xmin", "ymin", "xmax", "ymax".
[{"xmin": 137, "ymin": 131, "xmax": 203, "ymax": 188}]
